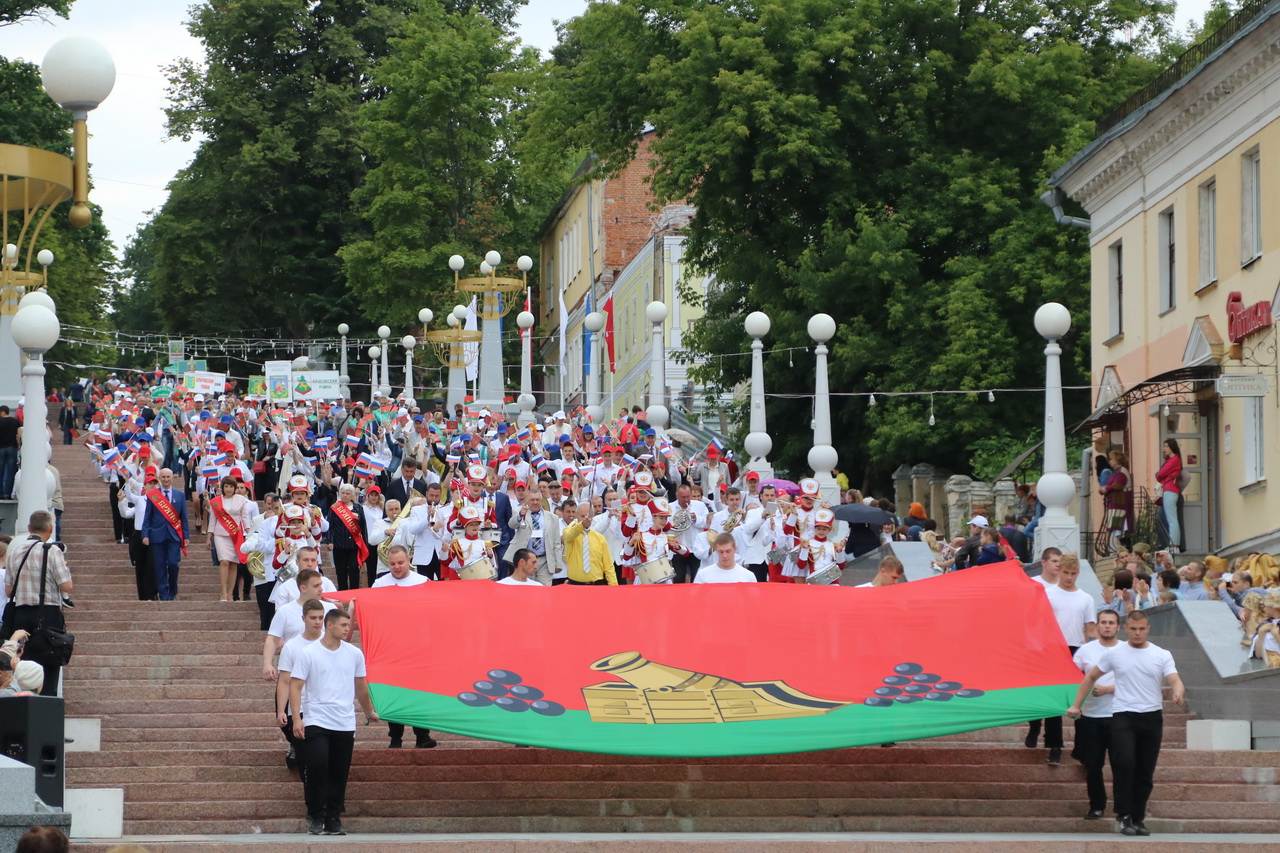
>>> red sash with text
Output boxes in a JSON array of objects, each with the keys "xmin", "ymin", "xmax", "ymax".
[
  {"xmin": 332, "ymin": 501, "xmax": 369, "ymax": 565},
  {"xmin": 147, "ymin": 488, "xmax": 188, "ymax": 556},
  {"xmin": 211, "ymin": 496, "xmax": 249, "ymax": 563}
]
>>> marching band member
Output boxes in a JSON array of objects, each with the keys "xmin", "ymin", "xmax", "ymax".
[
  {"xmin": 590, "ymin": 488, "xmax": 629, "ymax": 563},
  {"xmin": 781, "ymin": 478, "xmax": 822, "ymax": 580},
  {"xmin": 448, "ymin": 464, "xmax": 497, "ymax": 532},
  {"xmin": 620, "ymin": 498, "xmax": 675, "ymax": 585},
  {"xmin": 795, "ymin": 508, "xmax": 848, "ymax": 579},
  {"xmin": 442, "ymin": 505, "xmax": 495, "ymax": 581},
  {"xmin": 706, "ymin": 487, "xmax": 766, "ymax": 580},
  {"xmin": 753, "ymin": 485, "xmax": 794, "ymax": 583}
]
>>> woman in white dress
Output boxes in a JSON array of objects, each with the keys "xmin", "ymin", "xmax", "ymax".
[{"xmin": 209, "ymin": 476, "xmax": 253, "ymax": 602}]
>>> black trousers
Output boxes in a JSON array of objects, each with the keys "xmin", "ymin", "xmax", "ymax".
[
  {"xmin": 108, "ymin": 482, "xmax": 125, "ymax": 541},
  {"xmin": 415, "ymin": 554, "xmax": 440, "ymax": 580},
  {"xmin": 1111, "ymin": 710, "xmax": 1163, "ymax": 822},
  {"xmin": 1027, "ymin": 645, "xmax": 1077, "ymax": 748},
  {"xmin": 747, "ymin": 561, "xmax": 768, "ymax": 583},
  {"xmin": 13, "ymin": 605, "xmax": 65, "ymax": 696},
  {"xmin": 387, "ymin": 721, "xmax": 432, "ymax": 743},
  {"xmin": 333, "ymin": 548, "xmax": 361, "ymax": 590},
  {"xmin": 301, "ymin": 725, "xmax": 354, "ymax": 822},
  {"xmin": 255, "ymin": 580, "xmax": 277, "ymax": 632},
  {"xmin": 1074, "ymin": 715, "xmax": 1113, "ymax": 812},
  {"xmin": 567, "ymin": 578, "xmax": 608, "ymax": 585},
  {"xmin": 671, "ymin": 553, "xmax": 700, "ymax": 584},
  {"xmin": 233, "ymin": 564, "xmax": 253, "ymax": 600},
  {"xmin": 365, "ymin": 552, "xmax": 380, "ymax": 588},
  {"xmin": 129, "ymin": 529, "xmax": 156, "ymax": 600}
]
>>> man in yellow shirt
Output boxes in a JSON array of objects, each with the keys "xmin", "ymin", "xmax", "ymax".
[{"xmin": 562, "ymin": 500, "xmax": 618, "ymax": 586}]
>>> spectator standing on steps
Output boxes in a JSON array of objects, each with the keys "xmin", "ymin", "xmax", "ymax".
[
  {"xmin": 3, "ymin": 511, "xmax": 72, "ymax": 695},
  {"xmin": 1067, "ymin": 609, "xmax": 1185, "ymax": 837},
  {"xmin": 0, "ymin": 405, "xmax": 20, "ymax": 499},
  {"xmin": 290, "ymin": 608, "xmax": 378, "ymax": 836},
  {"xmin": 1071, "ymin": 608, "xmax": 1120, "ymax": 820},
  {"xmin": 371, "ymin": 546, "xmax": 435, "ymax": 748}
]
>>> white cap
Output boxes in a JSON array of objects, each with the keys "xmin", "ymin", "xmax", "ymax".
[
  {"xmin": 815, "ymin": 508, "xmax": 835, "ymax": 526},
  {"xmin": 967, "ymin": 515, "xmax": 990, "ymax": 529},
  {"xmin": 467, "ymin": 464, "xmax": 487, "ymax": 482},
  {"xmin": 800, "ymin": 478, "xmax": 819, "ymax": 497},
  {"xmin": 459, "ymin": 505, "xmax": 482, "ymax": 524}
]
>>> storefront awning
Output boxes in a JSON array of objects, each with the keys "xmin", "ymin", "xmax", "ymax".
[{"xmin": 1075, "ymin": 363, "xmax": 1220, "ymax": 431}]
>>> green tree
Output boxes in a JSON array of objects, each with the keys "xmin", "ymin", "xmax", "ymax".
[
  {"xmin": 533, "ymin": 0, "xmax": 1177, "ymax": 488},
  {"xmin": 341, "ymin": 0, "xmax": 573, "ymax": 346},
  {"xmin": 0, "ymin": 0, "xmax": 72, "ymax": 27}
]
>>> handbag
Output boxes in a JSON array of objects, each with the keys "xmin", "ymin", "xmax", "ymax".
[
  {"xmin": 23, "ymin": 544, "xmax": 74, "ymax": 667},
  {"xmin": 252, "ymin": 460, "xmax": 267, "ymax": 474},
  {"xmin": 0, "ymin": 542, "xmax": 38, "ymax": 641}
]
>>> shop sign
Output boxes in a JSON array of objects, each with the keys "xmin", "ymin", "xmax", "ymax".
[
  {"xmin": 1226, "ymin": 291, "xmax": 1274, "ymax": 343},
  {"xmin": 1215, "ymin": 374, "xmax": 1270, "ymax": 398}
]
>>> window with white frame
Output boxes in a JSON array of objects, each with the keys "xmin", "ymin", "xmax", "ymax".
[
  {"xmin": 1107, "ymin": 241, "xmax": 1123, "ymax": 338},
  {"xmin": 1157, "ymin": 207, "xmax": 1175, "ymax": 313},
  {"xmin": 1242, "ymin": 147, "xmax": 1262, "ymax": 264},
  {"xmin": 1198, "ymin": 180, "xmax": 1216, "ymax": 288},
  {"xmin": 1244, "ymin": 396, "xmax": 1265, "ymax": 485}
]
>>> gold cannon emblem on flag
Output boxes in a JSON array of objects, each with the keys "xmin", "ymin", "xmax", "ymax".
[{"xmin": 582, "ymin": 650, "xmax": 847, "ymax": 724}]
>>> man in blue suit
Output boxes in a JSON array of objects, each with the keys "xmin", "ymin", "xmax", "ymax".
[
  {"xmin": 142, "ymin": 467, "xmax": 189, "ymax": 601},
  {"xmin": 493, "ymin": 487, "xmax": 514, "ymax": 579}
]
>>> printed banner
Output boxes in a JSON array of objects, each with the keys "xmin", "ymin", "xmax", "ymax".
[
  {"xmin": 264, "ymin": 360, "xmax": 293, "ymax": 404},
  {"xmin": 291, "ymin": 370, "xmax": 342, "ymax": 401},
  {"xmin": 181, "ymin": 370, "xmax": 227, "ymax": 395},
  {"xmin": 329, "ymin": 562, "xmax": 1080, "ymax": 757},
  {"xmin": 246, "ymin": 375, "xmax": 267, "ymax": 399}
]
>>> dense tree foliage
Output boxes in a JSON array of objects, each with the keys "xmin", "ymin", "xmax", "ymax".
[{"xmin": 530, "ymin": 0, "xmax": 1181, "ymax": 486}]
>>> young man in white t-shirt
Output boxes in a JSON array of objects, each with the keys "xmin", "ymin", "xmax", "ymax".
[
  {"xmin": 1071, "ymin": 608, "xmax": 1119, "ymax": 820},
  {"xmin": 1025, "ymin": 546, "xmax": 1069, "ymax": 755},
  {"xmin": 290, "ymin": 608, "xmax": 378, "ymax": 836},
  {"xmin": 275, "ymin": 598, "xmax": 325, "ymax": 773},
  {"xmin": 1068, "ymin": 609, "xmax": 1185, "ymax": 837},
  {"xmin": 497, "ymin": 547, "xmax": 544, "ymax": 586},
  {"xmin": 371, "ymin": 546, "xmax": 434, "ymax": 749},
  {"xmin": 693, "ymin": 534, "xmax": 757, "ymax": 584},
  {"xmin": 263, "ymin": 569, "xmax": 336, "ymax": 682}
]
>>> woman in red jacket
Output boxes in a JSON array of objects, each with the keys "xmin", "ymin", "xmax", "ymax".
[
  {"xmin": 1155, "ymin": 439, "xmax": 1183, "ymax": 553},
  {"xmin": 1101, "ymin": 449, "xmax": 1132, "ymax": 550}
]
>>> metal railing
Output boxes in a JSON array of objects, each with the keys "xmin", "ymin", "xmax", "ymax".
[{"xmin": 1097, "ymin": 0, "xmax": 1280, "ymax": 132}]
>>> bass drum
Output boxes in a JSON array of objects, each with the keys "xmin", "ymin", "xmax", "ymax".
[{"xmin": 459, "ymin": 557, "xmax": 498, "ymax": 581}]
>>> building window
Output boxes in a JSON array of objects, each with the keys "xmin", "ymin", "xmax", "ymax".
[
  {"xmin": 1107, "ymin": 241, "xmax": 1123, "ymax": 339},
  {"xmin": 1198, "ymin": 180, "xmax": 1216, "ymax": 288},
  {"xmin": 1242, "ymin": 147, "xmax": 1262, "ymax": 264},
  {"xmin": 1157, "ymin": 207, "xmax": 1175, "ymax": 313},
  {"xmin": 1244, "ymin": 396, "xmax": 1265, "ymax": 485}
]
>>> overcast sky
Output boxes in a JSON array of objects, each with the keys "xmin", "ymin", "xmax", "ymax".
[{"xmin": 0, "ymin": 0, "xmax": 1215, "ymax": 256}]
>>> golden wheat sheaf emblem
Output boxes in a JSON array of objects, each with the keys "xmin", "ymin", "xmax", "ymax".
[{"xmin": 582, "ymin": 650, "xmax": 848, "ymax": 725}]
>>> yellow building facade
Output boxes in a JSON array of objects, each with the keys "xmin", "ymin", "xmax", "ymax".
[{"xmin": 1051, "ymin": 4, "xmax": 1280, "ymax": 555}]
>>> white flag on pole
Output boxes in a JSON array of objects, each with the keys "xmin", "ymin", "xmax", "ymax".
[{"xmin": 463, "ymin": 296, "xmax": 480, "ymax": 382}]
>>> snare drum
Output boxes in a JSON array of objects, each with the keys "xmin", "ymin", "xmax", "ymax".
[
  {"xmin": 459, "ymin": 557, "xmax": 498, "ymax": 581},
  {"xmin": 806, "ymin": 564, "xmax": 843, "ymax": 586},
  {"xmin": 479, "ymin": 526, "xmax": 502, "ymax": 544},
  {"xmin": 636, "ymin": 558, "xmax": 675, "ymax": 585}
]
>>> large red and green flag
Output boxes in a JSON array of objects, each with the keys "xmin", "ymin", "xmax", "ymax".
[{"xmin": 329, "ymin": 562, "xmax": 1080, "ymax": 757}]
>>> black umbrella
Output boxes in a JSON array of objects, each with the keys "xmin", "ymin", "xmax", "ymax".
[{"xmin": 832, "ymin": 503, "xmax": 894, "ymax": 527}]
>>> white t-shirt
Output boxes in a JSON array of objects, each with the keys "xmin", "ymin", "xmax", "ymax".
[
  {"xmin": 497, "ymin": 576, "xmax": 543, "ymax": 586},
  {"xmin": 291, "ymin": 640, "xmax": 367, "ymax": 732},
  {"xmin": 278, "ymin": 632, "xmax": 321, "ymax": 676},
  {"xmin": 1045, "ymin": 584, "xmax": 1096, "ymax": 647},
  {"xmin": 1096, "ymin": 641, "xmax": 1177, "ymax": 714},
  {"xmin": 268, "ymin": 599, "xmax": 337, "ymax": 644},
  {"xmin": 269, "ymin": 574, "xmax": 338, "ymax": 608},
  {"xmin": 693, "ymin": 565, "xmax": 757, "ymax": 584},
  {"xmin": 1073, "ymin": 640, "xmax": 1118, "ymax": 718},
  {"xmin": 1033, "ymin": 574, "xmax": 1057, "ymax": 589},
  {"xmin": 371, "ymin": 571, "xmax": 428, "ymax": 588}
]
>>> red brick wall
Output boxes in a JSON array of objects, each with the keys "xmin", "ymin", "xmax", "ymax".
[{"xmin": 601, "ymin": 133, "xmax": 661, "ymax": 286}]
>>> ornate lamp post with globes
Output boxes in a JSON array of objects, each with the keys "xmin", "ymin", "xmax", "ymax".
[
  {"xmin": 367, "ymin": 346, "xmax": 380, "ymax": 405},
  {"xmin": 744, "ymin": 311, "xmax": 774, "ymax": 479},
  {"xmin": 807, "ymin": 313, "xmax": 840, "ymax": 503},
  {"xmin": 377, "ymin": 325, "xmax": 392, "ymax": 398},
  {"xmin": 516, "ymin": 309, "xmax": 537, "ymax": 426},
  {"xmin": 422, "ymin": 305, "xmax": 482, "ymax": 411},
  {"xmin": 645, "ymin": 301, "xmax": 668, "ymax": 430},
  {"xmin": 1031, "ymin": 302, "xmax": 1080, "ymax": 556},
  {"xmin": 584, "ymin": 310, "xmax": 605, "ymax": 424},
  {"xmin": 448, "ymin": 251, "xmax": 532, "ymax": 409},
  {"xmin": 2, "ymin": 37, "xmax": 115, "ymax": 407},
  {"xmin": 401, "ymin": 335, "xmax": 416, "ymax": 402},
  {"xmin": 11, "ymin": 298, "xmax": 59, "ymax": 533},
  {"xmin": 337, "ymin": 323, "xmax": 350, "ymax": 399}
]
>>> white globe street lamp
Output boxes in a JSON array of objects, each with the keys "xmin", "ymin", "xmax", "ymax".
[
  {"xmin": 41, "ymin": 36, "xmax": 116, "ymax": 228},
  {"xmin": 337, "ymin": 323, "xmax": 350, "ymax": 399},
  {"xmin": 11, "ymin": 304, "xmax": 59, "ymax": 534},
  {"xmin": 807, "ymin": 313, "xmax": 839, "ymax": 503},
  {"xmin": 1032, "ymin": 302, "xmax": 1079, "ymax": 558},
  {"xmin": 401, "ymin": 334, "xmax": 416, "ymax": 401},
  {"xmin": 377, "ymin": 325, "xmax": 392, "ymax": 397},
  {"xmin": 645, "ymin": 301, "xmax": 669, "ymax": 430},
  {"xmin": 368, "ymin": 345, "xmax": 381, "ymax": 405},
  {"xmin": 744, "ymin": 311, "xmax": 773, "ymax": 478},
  {"xmin": 584, "ymin": 311, "xmax": 605, "ymax": 424},
  {"xmin": 516, "ymin": 310, "xmax": 536, "ymax": 426}
]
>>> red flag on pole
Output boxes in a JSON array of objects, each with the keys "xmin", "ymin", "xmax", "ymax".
[{"xmin": 603, "ymin": 296, "xmax": 617, "ymax": 373}]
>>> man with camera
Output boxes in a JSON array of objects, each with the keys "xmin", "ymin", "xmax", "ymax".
[{"xmin": 3, "ymin": 511, "xmax": 73, "ymax": 695}]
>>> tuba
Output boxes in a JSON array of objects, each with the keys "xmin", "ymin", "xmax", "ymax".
[{"xmin": 378, "ymin": 488, "xmax": 425, "ymax": 565}]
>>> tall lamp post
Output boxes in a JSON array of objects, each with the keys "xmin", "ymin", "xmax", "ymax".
[
  {"xmin": 645, "ymin": 301, "xmax": 668, "ymax": 430},
  {"xmin": 401, "ymin": 335, "xmax": 416, "ymax": 402},
  {"xmin": 337, "ymin": 323, "xmax": 350, "ymax": 400},
  {"xmin": 1, "ymin": 37, "xmax": 114, "ymax": 408},
  {"xmin": 367, "ymin": 346, "xmax": 380, "ymax": 405},
  {"xmin": 449, "ymin": 251, "xmax": 531, "ymax": 409},
  {"xmin": 584, "ymin": 310, "xmax": 605, "ymax": 424},
  {"xmin": 418, "ymin": 308, "xmax": 433, "ymax": 341},
  {"xmin": 807, "ymin": 313, "xmax": 839, "ymax": 503},
  {"xmin": 1032, "ymin": 303, "xmax": 1079, "ymax": 556},
  {"xmin": 516, "ymin": 310, "xmax": 536, "ymax": 426},
  {"xmin": 377, "ymin": 325, "xmax": 391, "ymax": 397},
  {"xmin": 422, "ymin": 306, "xmax": 482, "ymax": 411},
  {"xmin": 744, "ymin": 311, "xmax": 774, "ymax": 479},
  {"xmin": 11, "ymin": 300, "xmax": 59, "ymax": 534}
]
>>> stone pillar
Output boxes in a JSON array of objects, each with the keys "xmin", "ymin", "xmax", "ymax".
[
  {"xmin": 944, "ymin": 475, "xmax": 973, "ymax": 542},
  {"xmin": 930, "ymin": 474, "xmax": 949, "ymax": 537},
  {"xmin": 969, "ymin": 480, "xmax": 994, "ymax": 526},
  {"xmin": 892, "ymin": 464, "xmax": 913, "ymax": 512},
  {"xmin": 993, "ymin": 478, "xmax": 1017, "ymax": 527},
  {"xmin": 911, "ymin": 463, "xmax": 935, "ymax": 513}
]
